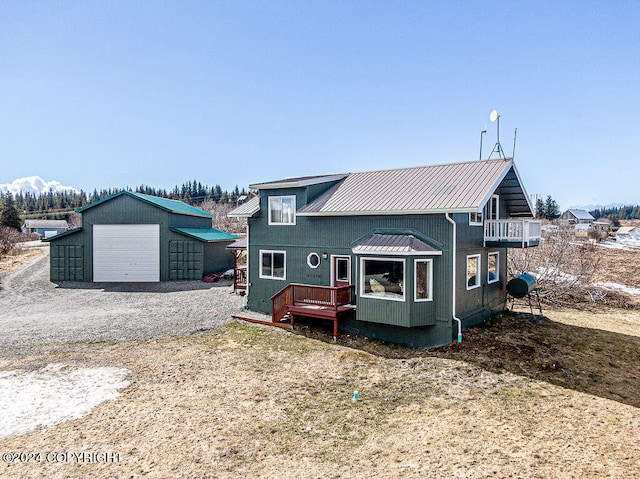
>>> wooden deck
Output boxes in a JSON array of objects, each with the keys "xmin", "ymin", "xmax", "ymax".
[{"xmin": 271, "ymin": 283, "xmax": 355, "ymax": 340}]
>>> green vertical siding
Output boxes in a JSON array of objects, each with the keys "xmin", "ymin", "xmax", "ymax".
[
  {"xmin": 203, "ymin": 241, "xmax": 235, "ymax": 274},
  {"xmin": 246, "ymin": 190, "xmax": 456, "ymax": 346},
  {"xmin": 50, "ymin": 244, "xmax": 84, "ymax": 281},
  {"xmin": 169, "ymin": 240, "xmax": 203, "ymax": 280}
]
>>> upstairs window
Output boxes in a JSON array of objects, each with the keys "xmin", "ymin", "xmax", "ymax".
[
  {"xmin": 487, "ymin": 194, "xmax": 499, "ymax": 220},
  {"xmin": 269, "ymin": 196, "xmax": 296, "ymax": 225},
  {"xmin": 469, "ymin": 211, "xmax": 483, "ymax": 226}
]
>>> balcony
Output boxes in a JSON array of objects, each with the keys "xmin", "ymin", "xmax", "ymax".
[{"xmin": 484, "ymin": 219, "xmax": 541, "ymax": 248}]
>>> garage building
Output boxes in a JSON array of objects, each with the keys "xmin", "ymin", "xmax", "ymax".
[{"xmin": 45, "ymin": 191, "xmax": 238, "ymax": 282}]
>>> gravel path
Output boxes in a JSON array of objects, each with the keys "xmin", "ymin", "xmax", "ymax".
[{"xmin": 0, "ymin": 247, "xmax": 244, "ymax": 356}]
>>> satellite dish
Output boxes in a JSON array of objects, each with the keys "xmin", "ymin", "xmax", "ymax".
[{"xmin": 489, "ymin": 110, "xmax": 499, "ymax": 123}]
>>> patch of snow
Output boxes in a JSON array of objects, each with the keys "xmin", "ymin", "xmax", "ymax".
[
  {"xmin": 0, "ymin": 364, "xmax": 130, "ymax": 439},
  {"xmin": 0, "ymin": 176, "xmax": 79, "ymax": 196},
  {"xmin": 596, "ymin": 282, "xmax": 640, "ymax": 296}
]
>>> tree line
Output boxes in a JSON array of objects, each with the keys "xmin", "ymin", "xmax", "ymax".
[
  {"xmin": 0, "ymin": 180, "xmax": 248, "ymax": 223},
  {"xmin": 590, "ymin": 205, "xmax": 640, "ymax": 221}
]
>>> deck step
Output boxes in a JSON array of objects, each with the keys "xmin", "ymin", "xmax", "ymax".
[{"xmin": 232, "ymin": 314, "xmax": 293, "ymax": 330}]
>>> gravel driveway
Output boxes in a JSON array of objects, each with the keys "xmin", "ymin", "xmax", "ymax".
[{"xmin": 0, "ymin": 247, "xmax": 244, "ymax": 356}]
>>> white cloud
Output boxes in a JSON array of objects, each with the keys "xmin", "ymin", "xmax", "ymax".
[{"xmin": 0, "ymin": 176, "xmax": 79, "ymax": 196}]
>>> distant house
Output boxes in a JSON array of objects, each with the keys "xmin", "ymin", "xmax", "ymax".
[
  {"xmin": 562, "ymin": 209, "xmax": 595, "ymax": 225},
  {"xmin": 593, "ymin": 218, "xmax": 612, "ymax": 236},
  {"xmin": 229, "ymin": 157, "xmax": 541, "ymax": 348},
  {"xmin": 22, "ymin": 219, "xmax": 69, "ymax": 238},
  {"xmin": 616, "ymin": 226, "xmax": 640, "ymax": 246},
  {"xmin": 44, "ymin": 191, "xmax": 238, "ymax": 282}
]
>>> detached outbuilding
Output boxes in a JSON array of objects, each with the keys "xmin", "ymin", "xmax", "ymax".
[
  {"xmin": 45, "ymin": 191, "xmax": 238, "ymax": 282},
  {"xmin": 22, "ymin": 219, "xmax": 69, "ymax": 238}
]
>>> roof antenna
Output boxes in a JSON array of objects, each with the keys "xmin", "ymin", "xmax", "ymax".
[
  {"xmin": 512, "ymin": 127, "xmax": 518, "ymax": 159},
  {"xmin": 479, "ymin": 129, "xmax": 487, "ymax": 160},
  {"xmin": 487, "ymin": 110, "xmax": 506, "ymax": 159}
]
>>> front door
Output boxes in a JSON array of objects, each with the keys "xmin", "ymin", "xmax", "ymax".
[{"xmin": 332, "ymin": 255, "xmax": 351, "ymax": 287}]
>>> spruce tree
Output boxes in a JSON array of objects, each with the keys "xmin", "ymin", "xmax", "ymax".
[
  {"xmin": 0, "ymin": 192, "xmax": 22, "ymax": 230},
  {"xmin": 543, "ymin": 195, "xmax": 560, "ymax": 220}
]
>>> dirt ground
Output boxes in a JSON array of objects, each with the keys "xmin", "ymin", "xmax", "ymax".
[{"xmin": 1, "ymin": 247, "xmax": 639, "ymax": 478}]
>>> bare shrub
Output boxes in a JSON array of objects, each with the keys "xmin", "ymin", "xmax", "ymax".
[
  {"xmin": 199, "ymin": 200, "xmax": 247, "ymax": 235},
  {"xmin": 508, "ymin": 228, "xmax": 604, "ymax": 306},
  {"xmin": 68, "ymin": 212, "xmax": 82, "ymax": 229},
  {"xmin": 0, "ymin": 227, "xmax": 22, "ymax": 259}
]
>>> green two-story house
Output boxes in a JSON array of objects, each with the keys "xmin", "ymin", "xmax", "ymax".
[{"xmin": 229, "ymin": 158, "xmax": 540, "ymax": 348}]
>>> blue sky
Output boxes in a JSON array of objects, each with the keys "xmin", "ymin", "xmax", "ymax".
[{"xmin": 1, "ymin": 1, "xmax": 638, "ymax": 209}]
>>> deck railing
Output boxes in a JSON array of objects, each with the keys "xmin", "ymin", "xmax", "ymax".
[
  {"xmin": 271, "ymin": 283, "xmax": 354, "ymax": 322},
  {"xmin": 234, "ymin": 266, "xmax": 247, "ymax": 291},
  {"xmin": 484, "ymin": 219, "xmax": 542, "ymax": 247}
]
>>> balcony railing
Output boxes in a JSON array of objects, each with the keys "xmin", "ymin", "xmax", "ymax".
[{"xmin": 484, "ymin": 219, "xmax": 541, "ymax": 247}]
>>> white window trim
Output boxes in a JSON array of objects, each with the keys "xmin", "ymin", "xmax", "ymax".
[
  {"xmin": 307, "ymin": 252, "xmax": 321, "ymax": 269},
  {"xmin": 487, "ymin": 194, "xmax": 499, "ymax": 220},
  {"xmin": 268, "ymin": 195, "xmax": 297, "ymax": 225},
  {"xmin": 360, "ymin": 257, "xmax": 406, "ymax": 302},
  {"xmin": 488, "ymin": 251, "xmax": 499, "ymax": 284},
  {"xmin": 414, "ymin": 258, "xmax": 433, "ymax": 302},
  {"xmin": 331, "ymin": 255, "xmax": 351, "ymax": 286},
  {"xmin": 259, "ymin": 249, "xmax": 287, "ymax": 280},
  {"xmin": 469, "ymin": 211, "xmax": 483, "ymax": 226},
  {"xmin": 466, "ymin": 254, "xmax": 481, "ymax": 290}
]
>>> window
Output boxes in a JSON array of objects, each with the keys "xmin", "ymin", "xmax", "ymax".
[
  {"xmin": 466, "ymin": 254, "xmax": 481, "ymax": 290},
  {"xmin": 307, "ymin": 252, "xmax": 320, "ymax": 269},
  {"xmin": 333, "ymin": 256, "xmax": 351, "ymax": 286},
  {"xmin": 414, "ymin": 259, "xmax": 433, "ymax": 301},
  {"xmin": 260, "ymin": 250, "xmax": 286, "ymax": 280},
  {"xmin": 488, "ymin": 252, "xmax": 499, "ymax": 284},
  {"xmin": 487, "ymin": 194, "xmax": 499, "ymax": 220},
  {"xmin": 268, "ymin": 196, "xmax": 296, "ymax": 225},
  {"xmin": 360, "ymin": 257, "xmax": 405, "ymax": 301},
  {"xmin": 469, "ymin": 211, "xmax": 483, "ymax": 226}
]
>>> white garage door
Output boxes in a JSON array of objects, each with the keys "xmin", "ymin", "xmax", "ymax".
[{"xmin": 93, "ymin": 224, "xmax": 160, "ymax": 282}]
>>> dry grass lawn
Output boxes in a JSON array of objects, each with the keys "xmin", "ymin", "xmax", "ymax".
[
  {"xmin": 0, "ymin": 248, "xmax": 40, "ymax": 274},
  {"xmin": 1, "ymin": 310, "xmax": 639, "ymax": 479},
  {"xmin": 1, "ymin": 247, "xmax": 639, "ymax": 478}
]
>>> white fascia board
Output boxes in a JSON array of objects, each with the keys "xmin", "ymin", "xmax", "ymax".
[
  {"xmin": 352, "ymin": 249, "xmax": 443, "ymax": 256},
  {"xmin": 477, "ymin": 159, "xmax": 514, "ymax": 213},
  {"xmin": 297, "ymin": 207, "xmax": 478, "ymax": 217}
]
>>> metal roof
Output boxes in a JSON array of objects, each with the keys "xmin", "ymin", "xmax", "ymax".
[
  {"xmin": 170, "ymin": 227, "xmax": 239, "ymax": 242},
  {"xmin": 565, "ymin": 209, "xmax": 595, "ymax": 221},
  {"xmin": 352, "ymin": 233, "xmax": 442, "ymax": 256},
  {"xmin": 23, "ymin": 220, "xmax": 69, "ymax": 229},
  {"xmin": 297, "ymin": 158, "xmax": 533, "ymax": 217},
  {"xmin": 227, "ymin": 196, "xmax": 260, "ymax": 217},
  {"xmin": 250, "ymin": 173, "xmax": 348, "ymax": 190},
  {"xmin": 77, "ymin": 191, "xmax": 213, "ymax": 218},
  {"xmin": 42, "ymin": 227, "xmax": 83, "ymax": 242},
  {"xmin": 226, "ymin": 237, "xmax": 247, "ymax": 249}
]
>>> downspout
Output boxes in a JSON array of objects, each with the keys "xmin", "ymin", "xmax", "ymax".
[
  {"xmin": 445, "ymin": 213, "xmax": 463, "ymax": 343},
  {"xmin": 242, "ymin": 222, "xmax": 250, "ymax": 310}
]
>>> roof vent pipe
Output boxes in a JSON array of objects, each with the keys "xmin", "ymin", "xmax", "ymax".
[{"xmin": 445, "ymin": 213, "xmax": 463, "ymax": 342}]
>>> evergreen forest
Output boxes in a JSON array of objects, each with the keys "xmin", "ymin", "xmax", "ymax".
[{"xmin": 0, "ymin": 180, "xmax": 248, "ymax": 221}]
